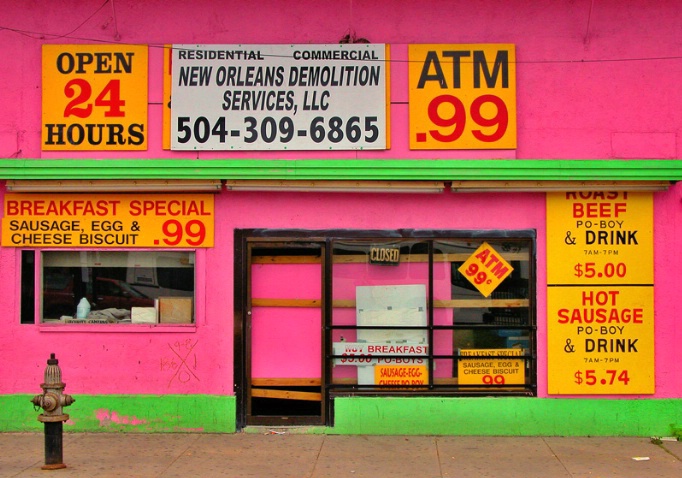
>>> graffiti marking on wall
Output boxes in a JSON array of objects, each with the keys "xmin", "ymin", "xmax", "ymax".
[{"xmin": 161, "ymin": 339, "xmax": 199, "ymax": 386}]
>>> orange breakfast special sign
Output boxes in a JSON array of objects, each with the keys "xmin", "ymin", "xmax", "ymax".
[
  {"xmin": 458, "ymin": 348, "xmax": 525, "ymax": 385},
  {"xmin": 2, "ymin": 194, "xmax": 214, "ymax": 248}
]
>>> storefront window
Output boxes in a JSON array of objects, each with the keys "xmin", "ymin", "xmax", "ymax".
[
  {"xmin": 40, "ymin": 250, "xmax": 195, "ymax": 324},
  {"xmin": 20, "ymin": 250, "xmax": 36, "ymax": 324},
  {"xmin": 331, "ymin": 240, "xmax": 430, "ymax": 386},
  {"xmin": 330, "ymin": 233, "xmax": 535, "ymax": 395}
]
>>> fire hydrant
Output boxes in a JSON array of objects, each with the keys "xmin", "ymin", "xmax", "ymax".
[{"xmin": 31, "ymin": 353, "xmax": 75, "ymax": 470}]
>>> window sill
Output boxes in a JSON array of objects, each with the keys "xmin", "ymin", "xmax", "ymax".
[{"xmin": 38, "ymin": 323, "xmax": 196, "ymax": 333}]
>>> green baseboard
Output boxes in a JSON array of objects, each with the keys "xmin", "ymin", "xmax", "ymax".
[
  {"xmin": 331, "ymin": 397, "xmax": 682, "ymax": 436},
  {"xmin": 1, "ymin": 394, "xmax": 235, "ymax": 433},
  {"xmin": 3, "ymin": 394, "xmax": 680, "ymax": 436}
]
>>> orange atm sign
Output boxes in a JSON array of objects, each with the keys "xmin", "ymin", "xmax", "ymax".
[
  {"xmin": 458, "ymin": 242, "xmax": 513, "ymax": 297},
  {"xmin": 408, "ymin": 44, "xmax": 516, "ymax": 150}
]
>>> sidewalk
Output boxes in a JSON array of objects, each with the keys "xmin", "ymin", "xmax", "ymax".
[{"xmin": 1, "ymin": 432, "xmax": 681, "ymax": 477}]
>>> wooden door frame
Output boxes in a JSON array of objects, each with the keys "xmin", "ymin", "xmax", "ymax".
[{"xmin": 234, "ymin": 230, "xmax": 328, "ymax": 429}]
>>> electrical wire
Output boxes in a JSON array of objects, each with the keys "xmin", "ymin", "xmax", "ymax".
[
  {"xmin": 1, "ymin": 0, "xmax": 112, "ymax": 41},
  {"xmin": 0, "ymin": 1, "xmax": 681, "ymax": 65}
]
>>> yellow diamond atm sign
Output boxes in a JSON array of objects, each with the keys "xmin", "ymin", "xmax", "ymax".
[{"xmin": 458, "ymin": 242, "xmax": 513, "ymax": 297}]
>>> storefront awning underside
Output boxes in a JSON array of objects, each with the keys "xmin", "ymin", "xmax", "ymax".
[{"xmin": 1, "ymin": 159, "xmax": 682, "ymax": 181}]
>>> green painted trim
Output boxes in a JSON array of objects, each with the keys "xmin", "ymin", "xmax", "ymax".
[
  {"xmin": 1, "ymin": 159, "xmax": 681, "ymax": 181},
  {"xmin": 331, "ymin": 397, "xmax": 682, "ymax": 436},
  {"xmin": 4, "ymin": 394, "xmax": 681, "ymax": 436},
  {"xmin": 1, "ymin": 394, "xmax": 235, "ymax": 433}
]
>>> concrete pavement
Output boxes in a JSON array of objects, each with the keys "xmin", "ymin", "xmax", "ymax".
[{"xmin": 1, "ymin": 431, "xmax": 681, "ymax": 477}]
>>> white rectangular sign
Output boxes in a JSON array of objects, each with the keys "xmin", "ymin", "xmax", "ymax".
[
  {"xmin": 332, "ymin": 342, "xmax": 429, "ymax": 366},
  {"xmin": 171, "ymin": 44, "xmax": 388, "ymax": 150}
]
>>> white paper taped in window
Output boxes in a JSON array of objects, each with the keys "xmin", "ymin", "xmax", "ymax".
[{"xmin": 131, "ymin": 307, "xmax": 158, "ymax": 324}]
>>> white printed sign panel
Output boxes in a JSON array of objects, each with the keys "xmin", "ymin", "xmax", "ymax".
[
  {"xmin": 356, "ymin": 284, "xmax": 428, "ymax": 343},
  {"xmin": 171, "ymin": 44, "xmax": 388, "ymax": 150},
  {"xmin": 332, "ymin": 342, "xmax": 429, "ymax": 366}
]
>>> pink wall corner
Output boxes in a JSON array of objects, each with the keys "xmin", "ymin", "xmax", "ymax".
[{"xmin": 652, "ymin": 183, "xmax": 682, "ymax": 396}]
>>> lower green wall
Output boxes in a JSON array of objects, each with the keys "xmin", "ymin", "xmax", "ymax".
[
  {"xmin": 331, "ymin": 397, "xmax": 682, "ymax": 437},
  {"xmin": 3, "ymin": 394, "xmax": 681, "ymax": 436},
  {"xmin": 1, "ymin": 394, "xmax": 236, "ymax": 433}
]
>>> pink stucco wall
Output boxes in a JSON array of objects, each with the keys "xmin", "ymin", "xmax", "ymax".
[
  {"xmin": 1, "ymin": 1, "xmax": 681, "ymax": 399},
  {"xmin": 3, "ymin": 187, "xmax": 680, "ymax": 398},
  {"xmin": 2, "ymin": 0, "xmax": 680, "ymax": 159}
]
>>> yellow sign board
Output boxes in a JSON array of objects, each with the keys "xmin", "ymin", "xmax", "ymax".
[
  {"xmin": 547, "ymin": 192, "xmax": 653, "ymax": 284},
  {"xmin": 458, "ymin": 242, "xmax": 513, "ymax": 297},
  {"xmin": 42, "ymin": 44, "xmax": 148, "ymax": 150},
  {"xmin": 547, "ymin": 286, "xmax": 654, "ymax": 394},
  {"xmin": 408, "ymin": 44, "xmax": 516, "ymax": 149},
  {"xmin": 458, "ymin": 349, "xmax": 525, "ymax": 385},
  {"xmin": 2, "ymin": 194, "xmax": 214, "ymax": 248},
  {"xmin": 374, "ymin": 365, "xmax": 428, "ymax": 385},
  {"xmin": 546, "ymin": 192, "xmax": 654, "ymax": 394}
]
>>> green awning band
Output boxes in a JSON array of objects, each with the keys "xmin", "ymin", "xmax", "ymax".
[{"xmin": 1, "ymin": 159, "xmax": 681, "ymax": 181}]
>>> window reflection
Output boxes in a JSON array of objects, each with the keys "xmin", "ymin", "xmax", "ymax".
[
  {"xmin": 330, "ymin": 236, "xmax": 534, "ymax": 394},
  {"xmin": 41, "ymin": 251, "xmax": 195, "ymax": 324}
]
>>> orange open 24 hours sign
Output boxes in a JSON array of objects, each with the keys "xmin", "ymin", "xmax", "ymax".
[
  {"xmin": 2, "ymin": 194, "xmax": 214, "ymax": 248},
  {"xmin": 42, "ymin": 44, "xmax": 148, "ymax": 151}
]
